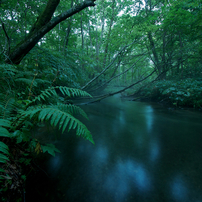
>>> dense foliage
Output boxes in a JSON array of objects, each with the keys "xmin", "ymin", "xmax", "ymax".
[
  {"xmin": 139, "ymin": 79, "xmax": 202, "ymax": 108},
  {"xmin": 0, "ymin": 63, "xmax": 93, "ymax": 201}
]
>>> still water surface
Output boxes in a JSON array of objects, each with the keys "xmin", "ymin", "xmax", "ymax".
[{"xmin": 27, "ymin": 96, "xmax": 202, "ymax": 202}]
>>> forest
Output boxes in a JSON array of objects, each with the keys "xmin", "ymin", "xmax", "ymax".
[{"xmin": 0, "ymin": 0, "xmax": 202, "ymax": 201}]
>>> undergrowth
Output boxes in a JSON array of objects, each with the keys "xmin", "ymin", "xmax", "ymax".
[
  {"xmin": 0, "ymin": 63, "xmax": 93, "ymax": 201},
  {"xmin": 139, "ymin": 78, "xmax": 202, "ymax": 108}
]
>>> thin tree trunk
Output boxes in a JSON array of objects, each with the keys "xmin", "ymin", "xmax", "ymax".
[
  {"xmin": 179, "ymin": 31, "xmax": 184, "ymax": 77},
  {"xmin": 87, "ymin": 19, "xmax": 93, "ymax": 55},
  {"xmin": 80, "ymin": 12, "xmax": 84, "ymax": 50},
  {"xmin": 63, "ymin": 0, "xmax": 74, "ymax": 53},
  {"xmin": 102, "ymin": 0, "xmax": 115, "ymax": 69}
]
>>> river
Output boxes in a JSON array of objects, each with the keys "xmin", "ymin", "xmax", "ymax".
[{"xmin": 26, "ymin": 96, "xmax": 202, "ymax": 202}]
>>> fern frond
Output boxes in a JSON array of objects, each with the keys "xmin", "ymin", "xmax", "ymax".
[
  {"xmin": 0, "ymin": 127, "xmax": 10, "ymax": 138},
  {"xmin": 14, "ymin": 107, "xmax": 42, "ymax": 128},
  {"xmin": 0, "ymin": 152, "xmax": 9, "ymax": 163},
  {"xmin": 35, "ymin": 79, "xmax": 51, "ymax": 85},
  {"xmin": 0, "ymin": 119, "xmax": 11, "ymax": 128},
  {"xmin": 0, "ymin": 63, "xmax": 17, "ymax": 76},
  {"xmin": 31, "ymin": 88, "xmax": 57, "ymax": 103},
  {"xmin": 30, "ymin": 86, "xmax": 92, "ymax": 104},
  {"xmin": 15, "ymin": 78, "xmax": 37, "ymax": 87},
  {"xmin": 38, "ymin": 107, "xmax": 93, "ymax": 143},
  {"xmin": 0, "ymin": 126, "xmax": 10, "ymax": 164},
  {"xmin": 0, "ymin": 142, "xmax": 9, "ymax": 155},
  {"xmin": 15, "ymin": 106, "xmax": 94, "ymax": 144},
  {"xmin": 0, "ymin": 97, "xmax": 16, "ymax": 119},
  {"xmin": 56, "ymin": 86, "xmax": 92, "ymax": 98},
  {"xmin": 15, "ymin": 71, "xmax": 34, "ymax": 78},
  {"xmin": 57, "ymin": 103, "xmax": 88, "ymax": 119}
]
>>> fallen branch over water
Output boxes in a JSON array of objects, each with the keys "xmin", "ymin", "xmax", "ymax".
[{"xmin": 86, "ymin": 69, "xmax": 157, "ymax": 104}]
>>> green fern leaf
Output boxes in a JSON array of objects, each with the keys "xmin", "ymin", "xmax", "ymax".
[
  {"xmin": 14, "ymin": 107, "xmax": 41, "ymax": 128},
  {"xmin": 0, "ymin": 97, "xmax": 16, "ymax": 119},
  {"xmin": 40, "ymin": 94, "xmax": 45, "ymax": 101},
  {"xmin": 53, "ymin": 112, "xmax": 63, "ymax": 127},
  {"xmin": 57, "ymin": 87, "xmax": 92, "ymax": 98},
  {"xmin": 0, "ymin": 146, "xmax": 9, "ymax": 155},
  {"xmin": 0, "ymin": 127, "xmax": 10, "ymax": 137},
  {"xmin": 44, "ymin": 108, "xmax": 56, "ymax": 120},
  {"xmin": 15, "ymin": 78, "xmax": 37, "ymax": 87},
  {"xmin": 63, "ymin": 88, "xmax": 71, "ymax": 97},
  {"xmin": 29, "ymin": 107, "xmax": 42, "ymax": 119},
  {"xmin": 0, "ymin": 141, "xmax": 9, "ymax": 150},
  {"xmin": 59, "ymin": 87, "xmax": 65, "ymax": 96},
  {"xmin": 37, "ymin": 107, "xmax": 92, "ymax": 142},
  {"xmin": 73, "ymin": 121, "xmax": 78, "ymax": 129},
  {"xmin": 0, "ymin": 119, "xmax": 11, "ymax": 128},
  {"xmin": 68, "ymin": 119, "xmax": 74, "ymax": 131},
  {"xmin": 61, "ymin": 116, "xmax": 70, "ymax": 133},
  {"xmin": 50, "ymin": 111, "xmax": 60, "ymax": 126},
  {"xmin": 43, "ymin": 90, "xmax": 51, "ymax": 97},
  {"xmin": 57, "ymin": 104, "xmax": 88, "ymax": 119},
  {"xmin": 58, "ymin": 114, "xmax": 66, "ymax": 130},
  {"xmin": 31, "ymin": 88, "xmax": 57, "ymax": 103},
  {"xmin": 38, "ymin": 108, "xmax": 49, "ymax": 121},
  {"xmin": 0, "ymin": 141, "xmax": 9, "ymax": 157},
  {"xmin": 35, "ymin": 79, "xmax": 51, "ymax": 85},
  {"xmin": 0, "ymin": 153, "xmax": 9, "ymax": 163},
  {"xmin": 30, "ymin": 86, "xmax": 92, "ymax": 106}
]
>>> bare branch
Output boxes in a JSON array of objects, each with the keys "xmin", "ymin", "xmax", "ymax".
[
  {"xmin": 90, "ymin": 53, "xmax": 148, "ymax": 92},
  {"xmin": 81, "ymin": 38, "xmax": 140, "ymax": 90},
  {"xmin": 88, "ymin": 69, "xmax": 157, "ymax": 104}
]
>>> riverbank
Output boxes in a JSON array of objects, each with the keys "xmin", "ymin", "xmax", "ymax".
[{"xmin": 129, "ymin": 78, "xmax": 202, "ymax": 110}]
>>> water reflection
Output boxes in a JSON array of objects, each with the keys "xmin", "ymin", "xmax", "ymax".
[
  {"xmin": 105, "ymin": 158, "xmax": 151, "ymax": 202},
  {"xmin": 93, "ymin": 144, "xmax": 108, "ymax": 164},
  {"xmin": 27, "ymin": 99, "xmax": 202, "ymax": 202},
  {"xmin": 149, "ymin": 139, "xmax": 160, "ymax": 162},
  {"xmin": 47, "ymin": 155, "xmax": 61, "ymax": 176},
  {"xmin": 145, "ymin": 105, "xmax": 154, "ymax": 132},
  {"xmin": 170, "ymin": 174, "xmax": 188, "ymax": 201},
  {"xmin": 118, "ymin": 110, "xmax": 126, "ymax": 126},
  {"xmin": 129, "ymin": 160, "xmax": 151, "ymax": 192}
]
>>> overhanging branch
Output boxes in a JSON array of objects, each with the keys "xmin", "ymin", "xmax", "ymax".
[
  {"xmin": 81, "ymin": 38, "xmax": 140, "ymax": 90},
  {"xmin": 6, "ymin": 0, "xmax": 96, "ymax": 64},
  {"xmin": 88, "ymin": 69, "xmax": 157, "ymax": 103}
]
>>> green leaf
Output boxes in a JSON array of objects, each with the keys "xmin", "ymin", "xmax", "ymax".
[
  {"xmin": 62, "ymin": 116, "xmax": 70, "ymax": 133},
  {"xmin": 41, "ymin": 144, "xmax": 61, "ymax": 157},
  {"xmin": 53, "ymin": 112, "xmax": 63, "ymax": 127},
  {"xmin": 0, "ymin": 119, "xmax": 11, "ymax": 128},
  {"xmin": 0, "ymin": 146, "xmax": 9, "ymax": 155},
  {"xmin": 68, "ymin": 119, "xmax": 74, "ymax": 131},
  {"xmin": 0, "ymin": 127, "xmax": 10, "ymax": 138},
  {"xmin": 0, "ymin": 142, "xmax": 8, "ymax": 150},
  {"xmin": 0, "ymin": 153, "xmax": 9, "ymax": 161}
]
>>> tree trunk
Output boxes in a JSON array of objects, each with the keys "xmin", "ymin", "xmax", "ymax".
[
  {"xmin": 87, "ymin": 19, "xmax": 93, "ymax": 56},
  {"xmin": 102, "ymin": 0, "xmax": 115, "ymax": 70},
  {"xmin": 80, "ymin": 12, "xmax": 84, "ymax": 50},
  {"xmin": 63, "ymin": 0, "xmax": 74, "ymax": 53},
  {"xmin": 5, "ymin": 0, "xmax": 96, "ymax": 64}
]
